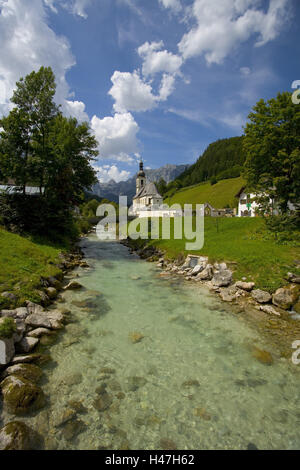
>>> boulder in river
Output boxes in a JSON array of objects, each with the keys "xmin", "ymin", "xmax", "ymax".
[
  {"xmin": 235, "ymin": 281, "xmax": 255, "ymax": 291},
  {"xmin": 0, "ymin": 337, "xmax": 15, "ymax": 365},
  {"xmin": 212, "ymin": 270, "xmax": 233, "ymax": 287},
  {"xmin": 1, "ymin": 363, "xmax": 43, "ymax": 383},
  {"xmin": 0, "ymin": 375, "xmax": 45, "ymax": 415},
  {"xmin": 0, "ymin": 421, "xmax": 44, "ymax": 450},
  {"xmin": 196, "ymin": 264, "xmax": 214, "ymax": 281},
  {"xmin": 251, "ymin": 289, "xmax": 272, "ymax": 304},
  {"xmin": 64, "ymin": 281, "xmax": 83, "ymax": 291},
  {"xmin": 16, "ymin": 336, "xmax": 39, "ymax": 353},
  {"xmin": 272, "ymin": 286, "xmax": 299, "ymax": 310},
  {"xmin": 129, "ymin": 332, "xmax": 145, "ymax": 344}
]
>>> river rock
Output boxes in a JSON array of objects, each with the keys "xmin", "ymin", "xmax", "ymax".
[
  {"xmin": 251, "ymin": 346, "xmax": 273, "ymax": 365},
  {"xmin": 191, "ymin": 264, "xmax": 204, "ymax": 276},
  {"xmin": 0, "ymin": 421, "xmax": 44, "ymax": 450},
  {"xmin": 0, "ymin": 337, "xmax": 15, "ymax": 365},
  {"xmin": 27, "ymin": 327, "xmax": 53, "ymax": 338},
  {"xmin": 0, "ymin": 375, "xmax": 45, "ymax": 415},
  {"xmin": 212, "ymin": 270, "xmax": 233, "ymax": 287},
  {"xmin": 196, "ymin": 264, "xmax": 214, "ymax": 281},
  {"xmin": 61, "ymin": 420, "xmax": 86, "ymax": 441},
  {"xmin": 160, "ymin": 438, "xmax": 177, "ymax": 450},
  {"xmin": 47, "ymin": 276, "xmax": 62, "ymax": 290},
  {"xmin": 124, "ymin": 376, "xmax": 147, "ymax": 392},
  {"xmin": 11, "ymin": 353, "xmax": 51, "ymax": 365},
  {"xmin": 16, "ymin": 336, "xmax": 39, "ymax": 353},
  {"xmin": 93, "ymin": 392, "xmax": 113, "ymax": 411},
  {"xmin": 25, "ymin": 310, "xmax": 64, "ymax": 330},
  {"xmin": 286, "ymin": 272, "xmax": 300, "ymax": 284},
  {"xmin": 259, "ymin": 305, "xmax": 281, "ymax": 316},
  {"xmin": 45, "ymin": 287, "xmax": 57, "ymax": 300},
  {"xmin": 272, "ymin": 287, "xmax": 299, "ymax": 310},
  {"xmin": 219, "ymin": 288, "xmax": 236, "ymax": 302},
  {"xmin": 129, "ymin": 332, "xmax": 144, "ymax": 344},
  {"xmin": 25, "ymin": 301, "xmax": 44, "ymax": 315},
  {"xmin": 1, "ymin": 292, "xmax": 17, "ymax": 301},
  {"xmin": 1, "ymin": 364, "xmax": 43, "ymax": 383},
  {"xmin": 235, "ymin": 281, "xmax": 255, "ymax": 291},
  {"xmin": 294, "ymin": 302, "xmax": 300, "ymax": 314},
  {"xmin": 251, "ymin": 289, "xmax": 272, "ymax": 304},
  {"xmin": 64, "ymin": 281, "xmax": 83, "ymax": 291}
]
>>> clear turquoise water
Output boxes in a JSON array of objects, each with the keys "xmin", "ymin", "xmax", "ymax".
[{"xmin": 15, "ymin": 236, "xmax": 300, "ymax": 449}]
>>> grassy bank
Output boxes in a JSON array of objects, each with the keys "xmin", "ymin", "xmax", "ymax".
[
  {"xmin": 0, "ymin": 227, "xmax": 69, "ymax": 308},
  {"xmin": 165, "ymin": 176, "xmax": 245, "ymax": 209},
  {"xmin": 131, "ymin": 217, "xmax": 300, "ymax": 292}
]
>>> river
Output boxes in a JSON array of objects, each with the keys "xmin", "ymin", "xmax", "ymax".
[{"xmin": 16, "ymin": 235, "xmax": 300, "ymax": 449}]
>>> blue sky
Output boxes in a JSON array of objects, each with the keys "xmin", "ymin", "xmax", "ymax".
[{"xmin": 0, "ymin": 0, "xmax": 299, "ymax": 182}]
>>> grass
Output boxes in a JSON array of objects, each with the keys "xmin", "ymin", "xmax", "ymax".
[
  {"xmin": 0, "ymin": 227, "xmax": 68, "ymax": 308},
  {"xmin": 165, "ymin": 176, "xmax": 245, "ymax": 209},
  {"xmin": 135, "ymin": 217, "xmax": 300, "ymax": 292}
]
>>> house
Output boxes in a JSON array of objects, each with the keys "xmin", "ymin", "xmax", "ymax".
[
  {"xmin": 0, "ymin": 179, "xmax": 44, "ymax": 196},
  {"xmin": 235, "ymin": 187, "xmax": 276, "ymax": 217},
  {"xmin": 203, "ymin": 202, "xmax": 235, "ymax": 217},
  {"xmin": 131, "ymin": 161, "xmax": 164, "ymax": 215}
]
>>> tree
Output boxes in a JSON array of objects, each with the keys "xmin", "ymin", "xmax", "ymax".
[
  {"xmin": 157, "ymin": 177, "xmax": 167, "ymax": 196},
  {"xmin": 0, "ymin": 67, "xmax": 59, "ymax": 193},
  {"xmin": 47, "ymin": 114, "xmax": 98, "ymax": 206},
  {"xmin": 243, "ymin": 92, "xmax": 300, "ymax": 213},
  {"xmin": 0, "ymin": 67, "xmax": 98, "ymax": 237}
]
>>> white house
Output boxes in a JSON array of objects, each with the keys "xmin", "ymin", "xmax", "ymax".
[
  {"xmin": 0, "ymin": 179, "xmax": 44, "ymax": 196},
  {"xmin": 235, "ymin": 187, "xmax": 281, "ymax": 217}
]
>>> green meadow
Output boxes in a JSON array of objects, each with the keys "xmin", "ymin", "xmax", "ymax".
[
  {"xmin": 0, "ymin": 228, "xmax": 67, "ymax": 308},
  {"xmin": 165, "ymin": 176, "xmax": 245, "ymax": 209},
  {"xmin": 135, "ymin": 217, "xmax": 300, "ymax": 292}
]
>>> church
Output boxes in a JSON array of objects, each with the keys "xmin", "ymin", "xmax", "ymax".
[{"xmin": 131, "ymin": 161, "xmax": 164, "ymax": 215}]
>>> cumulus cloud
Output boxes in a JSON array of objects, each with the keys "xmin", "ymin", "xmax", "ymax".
[
  {"xmin": 0, "ymin": 0, "xmax": 75, "ymax": 116},
  {"xmin": 158, "ymin": 0, "xmax": 182, "ymax": 13},
  {"xmin": 94, "ymin": 164, "xmax": 131, "ymax": 183},
  {"xmin": 138, "ymin": 41, "xmax": 183, "ymax": 77},
  {"xmin": 178, "ymin": 0, "xmax": 289, "ymax": 64},
  {"xmin": 109, "ymin": 70, "xmax": 157, "ymax": 113},
  {"xmin": 63, "ymin": 100, "xmax": 89, "ymax": 122},
  {"xmin": 159, "ymin": 74, "xmax": 175, "ymax": 101},
  {"xmin": 91, "ymin": 112, "xmax": 139, "ymax": 162}
]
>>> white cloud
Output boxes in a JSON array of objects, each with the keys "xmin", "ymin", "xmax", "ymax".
[
  {"xmin": 0, "ymin": 0, "xmax": 75, "ymax": 116},
  {"xmin": 138, "ymin": 41, "xmax": 183, "ymax": 77},
  {"xmin": 178, "ymin": 0, "xmax": 289, "ymax": 64},
  {"xmin": 159, "ymin": 74, "xmax": 175, "ymax": 101},
  {"xmin": 94, "ymin": 164, "xmax": 131, "ymax": 183},
  {"xmin": 91, "ymin": 112, "xmax": 139, "ymax": 162},
  {"xmin": 70, "ymin": 0, "xmax": 93, "ymax": 19},
  {"xmin": 63, "ymin": 100, "xmax": 89, "ymax": 122},
  {"xmin": 240, "ymin": 66, "xmax": 251, "ymax": 76},
  {"xmin": 109, "ymin": 70, "xmax": 157, "ymax": 113},
  {"xmin": 158, "ymin": 0, "xmax": 182, "ymax": 13},
  {"xmin": 43, "ymin": 0, "xmax": 93, "ymax": 18}
]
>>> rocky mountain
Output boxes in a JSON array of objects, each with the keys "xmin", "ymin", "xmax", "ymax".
[{"xmin": 90, "ymin": 163, "xmax": 189, "ymax": 203}]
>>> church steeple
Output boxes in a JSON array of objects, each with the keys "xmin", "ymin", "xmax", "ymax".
[{"xmin": 136, "ymin": 160, "xmax": 145, "ymax": 194}]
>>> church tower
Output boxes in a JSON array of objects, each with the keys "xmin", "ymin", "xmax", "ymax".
[{"xmin": 136, "ymin": 160, "xmax": 145, "ymax": 195}]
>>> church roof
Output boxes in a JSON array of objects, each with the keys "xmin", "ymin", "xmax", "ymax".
[{"xmin": 133, "ymin": 181, "xmax": 163, "ymax": 200}]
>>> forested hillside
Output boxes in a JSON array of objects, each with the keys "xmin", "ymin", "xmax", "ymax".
[{"xmin": 167, "ymin": 136, "xmax": 245, "ymax": 193}]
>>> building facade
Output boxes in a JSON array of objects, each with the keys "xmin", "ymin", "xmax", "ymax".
[{"xmin": 131, "ymin": 161, "xmax": 164, "ymax": 215}]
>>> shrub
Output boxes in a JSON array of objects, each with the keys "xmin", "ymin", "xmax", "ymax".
[{"xmin": 0, "ymin": 317, "xmax": 16, "ymax": 339}]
